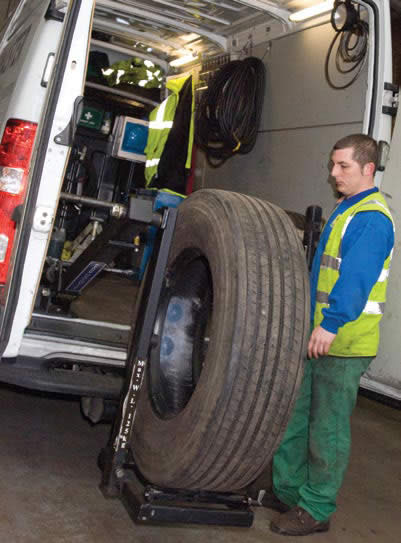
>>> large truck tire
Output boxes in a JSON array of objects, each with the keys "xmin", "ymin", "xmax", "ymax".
[{"xmin": 132, "ymin": 189, "xmax": 310, "ymax": 491}]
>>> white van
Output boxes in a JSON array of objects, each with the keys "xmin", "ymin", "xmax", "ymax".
[{"xmin": 0, "ymin": 0, "xmax": 399, "ymax": 491}]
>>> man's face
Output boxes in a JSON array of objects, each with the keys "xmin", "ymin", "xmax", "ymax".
[{"xmin": 329, "ymin": 147, "xmax": 372, "ymax": 198}]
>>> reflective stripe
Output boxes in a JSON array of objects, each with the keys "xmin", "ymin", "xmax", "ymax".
[
  {"xmin": 363, "ymin": 301, "xmax": 385, "ymax": 315},
  {"xmin": 359, "ymin": 199, "xmax": 396, "ymax": 233},
  {"xmin": 377, "ymin": 268, "xmax": 389, "ymax": 282},
  {"xmin": 155, "ymin": 97, "xmax": 168, "ymax": 122},
  {"xmin": 321, "ymin": 253, "xmax": 341, "ymax": 271},
  {"xmin": 338, "ymin": 198, "xmax": 394, "ymax": 258},
  {"xmin": 148, "ymin": 97, "xmax": 173, "ymax": 130},
  {"xmin": 338, "ymin": 215, "xmax": 354, "ymax": 258},
  {"xmin": 317, "ymin": 296, "xmax": 384, "ymax": 314},
  {"xmin": 341, "ymin": 215, "xmax": 353, "ymax": 239},
  {"xmin": 146, "ymin": 158, "xmax": 160, "ymax": 167},
  {"xmin": 145, "ymin": 99, "xmax": 171, "ymax": 178},
  {"xmin": 316, "ymin": 291, "xmax": 329, "ymax": 304},
  {"xmin": 360, "ymin": 199, "xmax": 388, "ymax": 212},
  {"xmin": 149, "ymin": 120, "xmax": 173, "ymax": 129}
]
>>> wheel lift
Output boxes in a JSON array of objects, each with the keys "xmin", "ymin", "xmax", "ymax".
[
  {"xmin": 69, "ymin": 193, "xmax": 322, "ymax": 527},
  {"xmin": 98, "ymin": 197, "xmax": 255, "ymax": 528}
]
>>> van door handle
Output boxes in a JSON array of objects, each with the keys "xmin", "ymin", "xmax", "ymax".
[{"xmin": 41, "ymin": 53, "xmax": 56, "ymax": 88}]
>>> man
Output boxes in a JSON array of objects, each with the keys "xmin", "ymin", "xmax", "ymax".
[{"xmin": 266, "ymin": 134, "xmax": 394, "ymax": 536}]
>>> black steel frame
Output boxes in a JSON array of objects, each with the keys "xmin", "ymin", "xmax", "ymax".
[{"xmin": 100, "ymin": 205, "xmax": 254, "ymax": 527}]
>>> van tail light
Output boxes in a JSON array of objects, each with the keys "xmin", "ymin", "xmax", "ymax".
[{"xmin": 0, "ymin": 119, "xmax": 38, "ymax": 287}]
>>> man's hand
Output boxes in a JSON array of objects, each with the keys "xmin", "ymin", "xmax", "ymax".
[{"xmin": 308, "ymin": 326, "xmax": 337, "ymax": 359}]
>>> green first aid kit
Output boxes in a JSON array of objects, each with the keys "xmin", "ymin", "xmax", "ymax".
[{"xmin": 79, "ymin": 106, "xmax": 104, "ymax": 130}]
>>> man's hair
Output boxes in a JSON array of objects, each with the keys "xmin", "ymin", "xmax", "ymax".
[{"xmin": 333, "ymin": 134, "xmax": 378, "ymax": 171}]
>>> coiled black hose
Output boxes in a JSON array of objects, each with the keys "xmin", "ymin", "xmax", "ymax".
[
  {"xmin": 195, "ymin": 57, "xmax": 265, "ymax": 167},
  {"xmin": 325, "ymin": 21, "xmax": 369, "ymax": 90}
]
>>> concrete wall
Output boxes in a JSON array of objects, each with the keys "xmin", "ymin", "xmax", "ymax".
[{"xmin": 195, "ymin": 22, "xmax": 367, "ymax": 221}]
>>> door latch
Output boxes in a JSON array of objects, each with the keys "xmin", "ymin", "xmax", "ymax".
[
  {"xmin": 33, "ymin": 206, "xmax": 54, "ymax": 233},
  {"xmin": 382, "ymin": 82, "xmax": 399, "ymax": 117}
]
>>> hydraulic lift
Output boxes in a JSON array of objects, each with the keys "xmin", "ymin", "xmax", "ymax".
[{"xmin": 98, "ymin": 197, "xmax": 255, "ymax": 528}]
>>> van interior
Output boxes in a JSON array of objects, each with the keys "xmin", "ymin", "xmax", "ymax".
[{"xmin": 26, "ymin": 0, "xmax": 379, "ymax": 368}]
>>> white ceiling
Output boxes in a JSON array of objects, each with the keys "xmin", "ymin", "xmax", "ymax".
[{"xmin": 93, "ymin": 0, "xmax": 295, "ymax": 63}]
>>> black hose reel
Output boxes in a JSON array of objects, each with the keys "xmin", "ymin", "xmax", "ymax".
[
  {"xmin": 195, "ymin": 57, "xmax": 265, "ymax": 167},
  {"xmin": 325, "ymin": 0, "xmax": 369, "ymax": 90}
]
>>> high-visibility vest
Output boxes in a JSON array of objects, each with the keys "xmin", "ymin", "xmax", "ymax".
[
  {"xmin": 314, "ymin": 192, "xmax": 394, "ymax": 356},
  {"xmin": 144, "ymin": 75, "xmax": 194, "ymax": 186}
]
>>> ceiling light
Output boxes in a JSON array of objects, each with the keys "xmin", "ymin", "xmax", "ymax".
[
  {"xmin": 178, "ymin": 33, "xmax": 201, "ymax": 43},
  {"xmin": 116, "ymin": 17, "xmax": 130, "ymax": 25},
  {"xmin": 169, "ymin": 54, "xmax": 198, "ymax": 67},
  {"xmin": 289, "ymin": 0, "xmax": 334, "ymax": 22}
]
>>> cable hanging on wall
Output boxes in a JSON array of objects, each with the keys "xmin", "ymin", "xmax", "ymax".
[
  {"xmin": 325, "ymin": 0, "xmax": 369, "ymax": 90},
  {"xmin": 195, "ymin": 57, "xmax": 265, "ymax": 168}
]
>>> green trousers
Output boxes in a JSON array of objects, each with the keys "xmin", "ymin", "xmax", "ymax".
[{"xmin": 273, "ymin": 355, "xmax": 373, "ymax": 522}]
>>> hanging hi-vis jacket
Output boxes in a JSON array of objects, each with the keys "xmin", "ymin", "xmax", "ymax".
[
  {"xmin": 314, "ymin": 192, "xmax": 394, "ymax": 357},
  {"xmin": 144, "ymin": 74, "xmax": 194, "ymax": 187}
]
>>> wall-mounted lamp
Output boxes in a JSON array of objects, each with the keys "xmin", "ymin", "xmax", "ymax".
[
  {"xmin": 289, "ymin": 0, "xmax": 334, "ymax": 22},
  {"xmin": 330, "ymin": 0, "xmax": 359, "ymax": 32},
  {"xmin": 169, "ymin": 54, "xmax": 198, "ymax": 67}
]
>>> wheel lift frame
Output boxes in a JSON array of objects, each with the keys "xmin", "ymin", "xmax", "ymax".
[{"xmin": 100, "ymin": 203, "xmax": 254, "ymax": 528}]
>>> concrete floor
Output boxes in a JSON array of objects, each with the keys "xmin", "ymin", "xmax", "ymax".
[{"xmin": 0, "ymin": 386, "xmax": 400, "ymax": 543}]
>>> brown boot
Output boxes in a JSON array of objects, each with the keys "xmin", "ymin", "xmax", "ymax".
[{"xmin": 270, "ymin": 506, "xmax": 330, "ymax": 536}]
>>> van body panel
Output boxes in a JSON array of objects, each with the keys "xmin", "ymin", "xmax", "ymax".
[
  {"xmin": 196, "ymin": 21, "xmax": 373, "ymax": 219},
  {"xmin": 0, "ymin": 1, "xmax": 53, "ymax": 130},
  {"xmin": 364, "ymin": 0, "xmax": 393, "ymax": 146},
  {"xmin": 371, "ymin": 90, "xmax": 401, "ymax": 397},
  {"xmin": 1, "ymin": 0, "xmax": 95, "ymax": 357},
  {"xmin": 19, "ymin": 332, "xmax": 126, "ymax": 366}
]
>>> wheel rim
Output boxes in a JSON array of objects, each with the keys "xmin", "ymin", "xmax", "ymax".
[{"xmin": 149, "ymin": 250, "xmax": 213, "ymax": 419}]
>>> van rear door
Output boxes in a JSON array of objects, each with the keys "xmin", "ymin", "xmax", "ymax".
[
  {"xmin": 0, "ymin": 0, "xmax": 95, "ymax": 357},
  {"xmin": 367, "ymin": 102, "xmax": 401, "ymax": 400}
]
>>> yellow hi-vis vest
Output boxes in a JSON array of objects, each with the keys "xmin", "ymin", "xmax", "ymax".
[
  {"xmin": 314, "ymin": 192, "xmax": 394, "ymax": 357},
  {"xmin": 144, "ymin": 74, "xmax": 194, "ymax": 186}
]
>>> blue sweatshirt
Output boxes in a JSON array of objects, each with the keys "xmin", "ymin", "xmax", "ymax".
[{"xmin": 310, "ymin": 188, "xmax": 394, "ymax": 334}]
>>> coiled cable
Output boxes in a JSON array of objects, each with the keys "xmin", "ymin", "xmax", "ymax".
[
  {"xmin": 195, "ymin": 57, "xmax": 265, "ymax": 167},
  {"xmin": 325, "ymin": 20, "xmax": 369, "ymax": 90}
]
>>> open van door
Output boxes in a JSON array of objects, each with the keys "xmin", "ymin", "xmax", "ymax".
[
  {"xmin": 0, "ymin": 0, "xmax": 95, "ymax": 358},
  {"xmin": 366, "ymin": 103, "xmax": 401, "ymax": 400}
]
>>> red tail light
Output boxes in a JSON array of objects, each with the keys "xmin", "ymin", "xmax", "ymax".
[{"xmin": 0, "ymin": 119, "xmax": 37, "ymax": 285}]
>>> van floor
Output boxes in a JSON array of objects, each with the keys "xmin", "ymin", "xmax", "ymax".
[
  {"xmin": 0, "ymin": 387, "xmax": 399, "ymax": 543},
  {"xmin": 69, "ymin": 273, "xmax": 139, "ymax": 325}
]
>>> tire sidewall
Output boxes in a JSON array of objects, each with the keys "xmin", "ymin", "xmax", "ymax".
[{"xmin": 133, "ymin": 191, "xmax": 242, "ymax": 487}]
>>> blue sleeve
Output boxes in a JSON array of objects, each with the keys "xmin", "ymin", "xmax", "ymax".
[{"xmin": 321, "ymin": 211, "xmax": 394, "ymax": 334}]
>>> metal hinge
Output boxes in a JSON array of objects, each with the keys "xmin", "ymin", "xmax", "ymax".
[
  {"xmin": 45, "ymin": 0, "xmax": 67, "ymax": 22},
  {"xmin": 382, "ymin": 82, "xmax": 399, "ymax": 117},
  {"xmin": 54, "ymin": 96, "xmax": 84, "ymax": 146}
]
